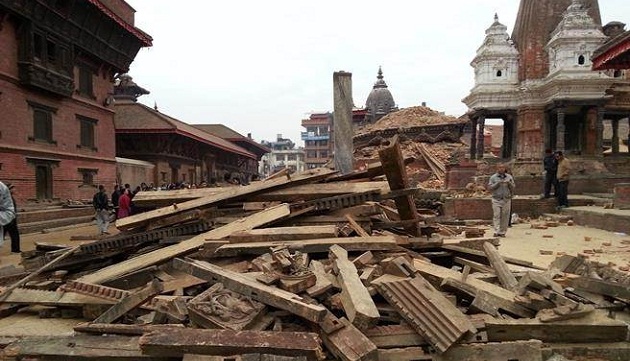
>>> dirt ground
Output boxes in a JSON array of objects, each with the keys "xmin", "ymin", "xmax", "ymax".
[{"xmin": 2, "ymin": 217, "xmax": 630, "ymax": 273}]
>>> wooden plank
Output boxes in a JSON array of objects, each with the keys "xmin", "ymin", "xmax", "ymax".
[
  {"xmin": 227, "ymin": 226, "xmax": 338, "ymax": 243},
  {"xmin": 414, "ymin": 259, "xmax": 535, "ymax": 318},
  {"xmin": 344, "ymin": 214, "xmax": 370, "ymax": 237},
  {"xmin": 453, "ymin": 257, "xmax": 495, "ymax": 274},
  {"xmin": 378, "ymin": 136, "xmax": 420, "ymax": 236},
  {"xmin": 213, "ymin": 236, "xmax": 398, "ymax": 257},
  {"xmin": 0, "ymin": 245, "xmax": 80, "ymax": 301},
  {"xmin": 364, "ymin": 324, "xmax": 426, "ymax": 348},
  {"xmin": 116, "ymin": 168, "xmax": 334, "ymax": 230},
  {"xmin": 3, "ymin": 335, "xmax": 167, "ymax": 360},
  {"xmin": 139, "ymin": 328, "xmax": 324, "ymax": 361},
  {"xmin": 330, "ymin": 245, "xmax": 379, "ymax": 330},
  {"xmin": 133, "ymin": 182, "xmax": 390, "ymax": 207},
  {"xmin": 173, "ymin": 258, "xmax": 327, "ymax": 323},
  {"xmin": 319, "ymin": 316, "xmax": 378, "ymax": 361},
  {"xmin": 93, "ymin": 279, "xmax": 164, "ymax": 324},
  {"xmin": 568, "ymin": 276, "xmax": 630, "ymax": 299},
  {"xmin": 441, "ymin": 244, "xmax": 545, "ymax": 270},
  {"xmin": 434, "ymin": 340, "xmax": 544, "ymax": 361},
  {"xmin": 0, "ymin": 287, "xmax": 113, "ymax": 306},
  {"xmin": 78, "ymin": 204, "xmax": 291, "ymax": 285},
  {"xmin": 74, "ymin": 323, "xmax": 185, "ymax": 335},
  {"xmin": 485, "ymin": 313, "xmax": 629, "ymax": 343},
  {"xmin": 482, "ymin": 242, "xmax": 518, "ymax": 291}
]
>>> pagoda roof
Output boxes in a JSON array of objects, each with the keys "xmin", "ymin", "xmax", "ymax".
[
  {"xmin": 592, "ymin": 30, "xmax": 630, "ymax": 70},
  {"xmin": 114, "ymin": 101, "xmax": 256, "ymax": 159}
]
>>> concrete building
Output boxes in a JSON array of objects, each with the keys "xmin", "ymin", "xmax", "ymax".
[
  {"xmin": 463, "ymin": 0, "xmax": 630, "ymax": 169},
  {"xmin": 0, "ymin": 0, "xmax": 151, "ymax": 203},
  {"xmin": 260, "ymin": 135, "xmax": 305, "ymax": 176},
  {"xmin": 301, "ymin": 113, "xmax": 332, "ymax": 169}
]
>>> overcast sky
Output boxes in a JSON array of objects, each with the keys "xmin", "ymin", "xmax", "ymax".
[{"xmin": 124, "ymin": 0, "xmax": 630, "ymax": 145}]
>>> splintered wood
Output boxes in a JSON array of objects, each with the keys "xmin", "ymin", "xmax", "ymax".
[{"xmin": 1, "ymin": 162, "xmax": 629, "ymax": 361}]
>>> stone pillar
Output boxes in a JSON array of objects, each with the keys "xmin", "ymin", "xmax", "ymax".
[
  {"xmin": 333, "ymin": 71, "xmax": 354, "ymax": 174},
  {"xmin": 511, "ymin": 114, "xmax": 518, "ymax": 158},
  {"xmin": 612, "ymin": 118, "xmax": 620, "ymax": 154},
  {"xmin": 502, "ymin": 118, "xmax": 510, "ymax": 158},
  {"xmin": 627, "ymin": 116, "xmax": 630, "ymax": 153},
  {"xmin": 596, "ymin": 108, "xmax": 605, "ymax": 156},
  {"xmin": 556, "ymin": 109, "xmax": 566, "ymax": 152},
  {"xmin": 476, "ymin": 115, "xmax": 485, "ymax": 159},
  {"xmin": 470, "ymin": 118, "xmax": 477, "ymax": 159}
]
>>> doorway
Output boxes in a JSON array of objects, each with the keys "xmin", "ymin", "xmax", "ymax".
[{"xmin": 35, "ymin": 164, "xmax": 52, "ymax": 199}]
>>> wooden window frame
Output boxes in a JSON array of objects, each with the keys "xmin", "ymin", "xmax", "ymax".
[{"xmin": 77, "ymin": 115, "xmax": 98, "ymax": 151}]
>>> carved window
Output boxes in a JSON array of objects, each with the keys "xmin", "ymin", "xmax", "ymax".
[
  {"xmin": 496, "ymin": 70, "xmax": 503, "ymax": 77},
  {"xmin": 614, "ymin": 70, "xmax": 622, "ymax": 78},
  {"xmin": 78, "ymin": 64, "xmax": 95, "ymax": 98},
  {"xmin": 78, "ymin": 168, "xmax": 98, "ymax": 187},
  {"xmin": 578, "ymin": 55, "xmax": 585, "ymax": 65},
  {"xmin": 78, "ymin": 116, "xmax": 97, "ymax": 150},
  {"xmin": 287, "ymin": 154, "xmax": 297, "ymax": 161},
  {"xmin": 26, "ymin": 28, "xmax": 72, "ymax": 76},
  {"xmin": 28, "ymin": 102, "xmax": 56, "ymax": 144},
  {"xmin": 320, "ymin": 151, "xmax": 328, "ymax": 158}
]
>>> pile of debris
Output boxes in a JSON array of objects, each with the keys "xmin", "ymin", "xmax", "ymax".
[
  {"xmin": 357, "ymin": 106, "xmax": 463, "ymax": 135},
  {"xmin": 0, "ymin": 139, "xmax": 628, "ymax": 361}
]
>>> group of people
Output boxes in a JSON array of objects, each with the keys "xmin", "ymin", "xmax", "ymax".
[
  {"xmin": 488, "ymin": 150, "xmax": 571, "ymax": 238},
  {"xmin": 0, "ymin": 181, "xmax": 20, "ymax": 253},
  {"xmin": 543, "ymin": 149, "xmax": 571, "ymax": 209},
  {"xmin": 92, "ymin": 183, "xmax": 143, "ymax": 235}
]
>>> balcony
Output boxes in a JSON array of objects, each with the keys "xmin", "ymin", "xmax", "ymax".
[
  {"xmin": 301, "ymin": 132, "xmax": 330, "ymax": 141},
  {"xmin": 18, "ymin": 62, "xmax": 74, "ymax": 97}
]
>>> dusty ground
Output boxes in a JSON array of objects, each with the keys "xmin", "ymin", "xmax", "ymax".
[{"xmin": 3, "ymin": 216, "xmax": 630, "ymax": 273}]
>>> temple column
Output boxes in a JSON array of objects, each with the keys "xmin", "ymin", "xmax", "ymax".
[
  {"xmin": 502, "ymin": 118, "xmax": 510, "ymax": 158},
  {"xmin": 556, "ymin": 109, "xmax": 566, "ymax": 152},
  {"xmin": 476, "ymin": 115, "xmax": 485, "ymax": 159},
  {"xmin": 612, "ymin": 118, "xmax": 620, "ymax": 154},
  {"xmin": 511, "ymin": 114, "xmax": 518, "ymax": 158},
  {"xmin": 470, "ymin": 117, "xmax": 477, "ymax": 159},
  {"xmin": 627, "ymin": 116, "xmax": 630, "ymax": 154},
  {"xmin": 596, "ymin": 108, "xmax": 605, "ymax": 156}
]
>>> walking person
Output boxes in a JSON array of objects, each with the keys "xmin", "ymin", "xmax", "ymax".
[
  {"xmin": 117, "ymin": 189, "xmax": 132, "ymax": 219},
  {"xmin": 92, "ymin": 185, "xmax": 110, "ymax": 235},
  {"xmin": 487, "ymin": 164, "xmax": 515, "ymax": 237},
  {"xmin": 555, "ymin": 151, "xmax": 571, "ymax": 209},
  {"xmin": 0, "ymin": 181, "xmax": 16, "ymax": 249},
  {"xmin": 4, "ymin": 183, "xmax": 20, "ymax": 253},
  {"xmin": 542, "ymin": 148, "xmax": 558, "ymax": 198},
  {"xmin": 111, "ymin": 184, "xmax": 121, "ymax": 220}
]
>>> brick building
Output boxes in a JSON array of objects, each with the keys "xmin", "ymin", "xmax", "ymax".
[
  {"xmin": 301, "ymin": 112, "xmax": 332, "ymax": 169},
  {"xmin": 113, "ymin": 76, "xmax": 260, "ymax": 186},
  {"xmin": 463, "ymin": 0, "xmax": 630, "ymax": 170},
  {"xmin": 0, "ymin": 0, "xmax": 151, "ymax": 203}
]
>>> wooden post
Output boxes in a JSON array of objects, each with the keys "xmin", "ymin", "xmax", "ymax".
[
  {"xmin": 333, "ymin": 71, "xmax": 354, "ymax": 174},
  {"xmin": 482, "ymin": 242, "xmax": 518, "ymax": 292},
  {"xmin": 378, "ymin": 136, "xmax": 420, "ymax": 236}
]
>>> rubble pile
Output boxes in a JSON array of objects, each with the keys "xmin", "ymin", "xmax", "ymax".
[
  {"xmin": 358, "ymin": 106, "xmax": 463, "ymax": 135},
  {"xmin": 0, "ymin": 139, "xmax": 628, "ymax": 361}
]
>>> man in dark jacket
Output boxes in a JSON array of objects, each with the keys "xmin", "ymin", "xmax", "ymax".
[
  {"xmin": 111, "ymin": 184, "xmax": 121, "ymax": 220},
  {"xmin": 542, "ymin": 148, "xmax": 558, "ymax": 198},
  {"xmin": 93, "ymin": 185, "xmax": 110, "ymax": 235}
]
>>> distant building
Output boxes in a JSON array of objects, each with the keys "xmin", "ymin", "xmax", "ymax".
[
  {"xmin": 114, "ymin": 76, "xmax": 260, "ymax": 186},
  {"xmin": 301, "ymin": 113, "xmax": 333, "ymax": 169},
  {"xmin": 260, "ymin": 135, "xmax": 305, "ymax": 176},
  {"xmin": 0, "ymin": 0, "xmax": 152, "ymax": 203}
]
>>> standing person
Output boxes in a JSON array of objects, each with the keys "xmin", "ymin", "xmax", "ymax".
[
  {"xmin": 542, "ymin": 148, "xmax": 558, "ymax": 198},
  {"xmin": 117, "ymin": 189, "xmax": 132, "ymax": 219},
  {"xmin": 0, "ymin": 181, "xmax": 16, "ymax": 248},
  {"xmin": 555, "ymin": 151, "xmax": 571, "ymax": 209},
  {"xmin": 487, "ymin": 164, "xmax": 515, "ymax": 237},
  {"xmin": 92, "ymin": 185, "xmax": 110, "ymax": 235},
  {"xmin": 111, "ymin": 184, "xmax": 121, "ymax": 220},
  {"xmin": 4, "ymin": 183, "xmax": 20, "ymax": 253}
]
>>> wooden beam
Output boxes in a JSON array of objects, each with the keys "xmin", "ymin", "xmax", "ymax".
[
  {"xmin": 319, "ymin": 316, "xmax": 378, "ymax": 361},
  {"xmin": 227, "ymin": 225, "xmax": 338, "ymax": 243},
  {"xmin": 116, "ymin": 168, "xmax": 335, "ymax": 231},
  {"xmin": 173, "ymin": 258, "xmax": 327, "ymax": 323},
  {"xmin": 139, "ymin": 328, "xmax": 324, "ymax": 361},
  {"xmin": 482, "ymin": 242, "xmax": 518, "ymax": 291},
  {"xmin": 213, "ymin": 236, "xmax": 398, "ymax": 257},
  {"xmin": 78, "ymin": 204, "xmax": 291, "ymax": 285},
  {"xmin": 92, "ymin": 279, "xmax": 164, "ymax": 324},
  {"xmin": 378, "ymin": 136, "xmax": 420, "ymax": 236},
  {"xmin": 568, "ymin": 276, "xmax": 630, "ymax": 300},
  {"xmin": 3, "ymin": 335, "xmax": 165, "ymax": 360},
  {"xmin": 330, "ymin": 245, "xmax": 379, "ymax": 330},
  {"xmin": 344, "ymin": 214, "xmax": 370, "ymax": 237},
  {"xmin": 485, "ymin": 314, "xmax": 629, "ymax": 343}
]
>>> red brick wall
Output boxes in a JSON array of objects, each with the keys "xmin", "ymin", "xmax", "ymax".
[
  {"xmin": 443, "ymin": 197, "xmax": 558, "ymax": 220},
  {"xmin": 0, "ymin": 21, "xmax": 117, "ymax": 204},
  {"xmin": 517, "ymin": 106, "xmax": 545, "ymax": 160}
]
